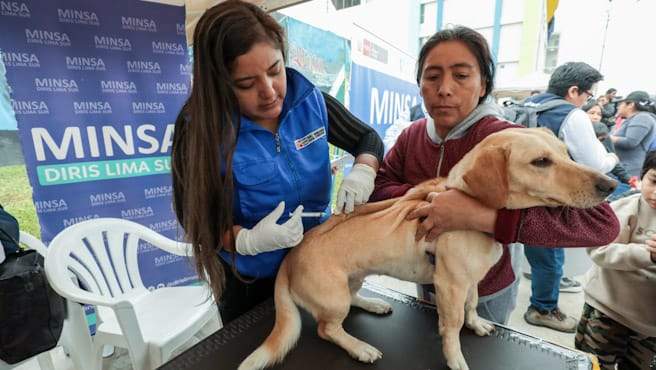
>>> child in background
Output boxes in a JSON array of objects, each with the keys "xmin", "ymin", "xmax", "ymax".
[{"xmin": 575, "ymin": 151, "xmax": 656, "ymax": 370}]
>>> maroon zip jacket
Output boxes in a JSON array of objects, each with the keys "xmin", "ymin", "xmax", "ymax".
[{"xmin": 372, "ymin": 116, "xmax": 620, "ymax": 296}]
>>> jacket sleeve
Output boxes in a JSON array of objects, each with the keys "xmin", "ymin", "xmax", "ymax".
[
  {"xmin": 561, "ymin": 109, "xmax": 618, "ymax": 173},
  {"xmin": 614, "ymin": 115, "xmax": 654, "ymax": 149},
  {"xmin": 586, "ymin": 209, "xmax": 653, "ymax": 270},
  {"xmin": 370, "ymin": 128, "xmax": 413, "ymax": 201},
  {"xmin": 494, "ymin": 203, "xmax": 620, "ymax": 247},
  {"xmin": 323, "ymin": 91, "xmax": 384, "ymax": 164}
]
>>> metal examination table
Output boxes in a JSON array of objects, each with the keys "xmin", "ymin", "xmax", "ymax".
[{"xmin": 159, "ymin": 283, "xmax": 594, "ymax": 370}]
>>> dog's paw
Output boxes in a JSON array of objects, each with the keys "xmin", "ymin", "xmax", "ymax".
[
  {"xmin": 352, "ymin": 297, "xmax": 393, "ymax": 315},
  {"xmin": 446, "ymin": 353, "xmax": 469, "ymax": 370},
  {"xmin": 467, "ymin": 318, "xmax": 495, "ymax": 336},
  {"xmin": 350, "ymin": 342, "xmax": 383, "ymax": 363},
  {"xmin": 365, "ymin": 298, "xmax": 393, "ymax": 315}
]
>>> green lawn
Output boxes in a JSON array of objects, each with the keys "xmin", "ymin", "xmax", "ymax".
[{"xmin": 0, "ymin": 165, "xmax": 40, "ymax": 238}]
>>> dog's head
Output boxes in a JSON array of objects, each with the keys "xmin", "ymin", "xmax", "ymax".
[{"xmin": 447, "ymin": 127, "xmax": 617, "ymax": 209}]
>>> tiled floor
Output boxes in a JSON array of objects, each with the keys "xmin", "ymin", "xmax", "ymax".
[{"xmin": 14, "ymin": 274, "xmax": 586, "ymax": 370}]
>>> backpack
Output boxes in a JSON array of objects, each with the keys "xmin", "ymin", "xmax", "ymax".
[
  {"xmin": 502, "ymin": 98, "xmax": 571, "ymax": 128},
  {"xmin": 0, "ymin": 208, "xmax": 66, "ymax": 364},
  {"xmin": 0, "ymin": 205, "xmax": 19, "ymax": 256}
]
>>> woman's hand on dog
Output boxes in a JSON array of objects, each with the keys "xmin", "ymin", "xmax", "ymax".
[{"xmin": 406, "ymin": 189, "xmax": 497, "ymax": 242}]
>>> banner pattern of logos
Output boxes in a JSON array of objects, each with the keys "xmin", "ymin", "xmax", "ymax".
[
  {"xmin": 0, "ymin": 0, "xmax": 195, "ymax": 289},
  {"xmin": 349, "ymin": 62, "xmax": 421, "ymax": 148}
]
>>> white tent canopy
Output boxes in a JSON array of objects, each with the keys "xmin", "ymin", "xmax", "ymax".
[{"xmin": 144, "ymin": 0, "xmax": 311, "ymax": 45}]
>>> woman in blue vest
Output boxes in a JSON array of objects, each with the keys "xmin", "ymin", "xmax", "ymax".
[{"xmin": 171, "ymin": 0, "xmax": 383, "ymax": 323}]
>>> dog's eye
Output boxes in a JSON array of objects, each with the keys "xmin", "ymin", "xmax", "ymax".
[{"xmin": 531, "ymin": 157, "xmax": 552, "ymax": 168}]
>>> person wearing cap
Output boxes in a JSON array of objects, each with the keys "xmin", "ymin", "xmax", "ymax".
[{"xmin": 611, "ymin": 91, "xmax": 656, "ymax": 177}]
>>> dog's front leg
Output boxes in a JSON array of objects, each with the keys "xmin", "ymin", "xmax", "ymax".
[
  {"xmin": 464, "ymin": 287, "xmax": 495, "ymax": 336},
  {"xmin": 434, "ymin": 268, "xmax": 470, "ymax": 370}
]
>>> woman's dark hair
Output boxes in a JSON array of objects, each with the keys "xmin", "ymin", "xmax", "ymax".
[
  {"xmin": 546, "ymin": 62, "xmax": 603, "ymax": 98},
  {"xmin": 416, "ymin": 26, "xmax": 495, "ymax": 104},
  {"xmin": 582, "ymin": 102, "xmax": 602, "ymax": 113},
  {"xmin": 641, "ymin": 150, "xmax": 656, "ymax": 179},
  {"xmin": 171, "ymin": 0, "xmax": 286, "ymax": 301}
]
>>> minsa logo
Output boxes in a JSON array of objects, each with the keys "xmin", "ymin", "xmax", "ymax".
[
  {"xmin": 57, "ymin": 8, "xmax": 99, "ymax": 26},
  {"xmin": 35, "ymin": 198, "xmax": 68, "ymax": 213},
  {"xmin": 144, "ymin": 185, "xmax": 172, "ymax": 199},
  {"xmin": 73, "ymin": 101, "xmax": 112, "ymax": 115},
  {"xmin": 121, "ymin": 206, "xmax": 154, "ymax": 220},
  {"xmin": 148, "ymin": 219, "xmax": 178, "ymax": 233},
  {"xmin": 66, "ymin": 56, "xmax": 105, "ymax": 71},
  {"xmin": 156, "ymin": 82, "xmax": 188, "ymax": 95},
  {"xmin": 154, "ymin": 254, "xmax": 181, "ymax": 267},
  {"xmin": 94, "ymin": 35, "xmax": 131, "ymax": 51},
  {"xmin": 152, "ymin": 41, "xmax": 184, "ymax": 55},
  {"xmin": 126, "ymin": 60, "xmax": 161, "ymax": 74},
  {"xmin": 100, "ymin": 80, "xmax": 137, "ymax": 94},
  {"xmin": 176, "ymin": 23, "xmax": 185, "ymax": 35},
  {"xmin": 89, "ymin": 191, "xmax": 126, "ymax": 207},
  {"xmin": 138, "ymin": 241, "xmax": 158, "ymax": 253},
  {"xmin": 1, "ymin": 1, "xmax": 29, "ymax": 17},
  {"xmin": 179, "ymin": 63, "xmax": 191, "ymax": 75},
  {"xmin": 34, "ymin": 78, "xmax": 78, "ymax": 92},
  {"xmin": 1, "ymin": 51, "xmax": 40, "ymax": 67},
  {"xmin": 132, "ymin": 101, "xmax": 165, "ymax": 114},
  {"xmin": 11, "ymin": 100, "xmax": 48, "ymax": 115},
  {"xmin": 63, "ymin": 214, "xmax": 99, "ymax": 227},
  {"xmin": 121, "ymin": 16, "xmax": 156, "ymax": 32},
  {"xmin": 25, "ymin": 29, "xmax": 71, "ymax": 47}
]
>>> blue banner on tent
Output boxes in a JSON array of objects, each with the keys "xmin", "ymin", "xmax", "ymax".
[
  {"xmin": 0, "ymin": 0, "xmax": 195, "ymax": 289},
  {"xmin": 349, "ymin": 62, "xmax": 421, "ymax": 148}
]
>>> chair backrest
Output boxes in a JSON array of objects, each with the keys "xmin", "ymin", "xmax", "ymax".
[
  {"xmin": 18, "ymin": 231, "xmax": 48, "ymax": 256},
  {"xmin": 46, "ymin": 218, "xmax": 192, "ymax": 303}
]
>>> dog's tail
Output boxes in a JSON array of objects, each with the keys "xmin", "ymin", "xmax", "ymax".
[{"xmin": 238, "ymin": 260, "xmax": 301, "ymax": 370}]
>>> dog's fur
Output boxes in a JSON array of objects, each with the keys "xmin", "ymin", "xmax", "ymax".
[{"xmin": 238, "ymin": 128, "xmax": 617, "ymax": 370}]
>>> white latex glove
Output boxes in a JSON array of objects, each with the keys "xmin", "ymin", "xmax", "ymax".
[
  {"xmin": 235, "ymin": 201, "xmax": 304, "ymax": 256},
  {"xmin": 335, "ymin": 163, "xmax": 377, "ymax": 214}
]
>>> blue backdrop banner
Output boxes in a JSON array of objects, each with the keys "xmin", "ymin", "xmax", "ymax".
[
  {"xmin": 0, "ymin": 0, "xmax": 195, "ymax": 289},
  {"xmin": 349, "ymin": 62, "xmax": 420, "ymax": 147}
]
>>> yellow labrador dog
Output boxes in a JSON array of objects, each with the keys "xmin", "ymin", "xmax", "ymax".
[{"xmin": 239, "ymin": 128, "xmax": 616, "ymax": 370}]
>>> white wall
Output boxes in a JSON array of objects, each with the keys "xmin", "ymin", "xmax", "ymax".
[
  {"xmin": 555, "ymin": 0, "xmax": 656, "ymax": 96},
  {"xmin": 418, "ymin": 0, "xmax": 544, "ymax": 90}
]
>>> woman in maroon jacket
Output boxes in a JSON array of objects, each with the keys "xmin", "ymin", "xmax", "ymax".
[{"xmin": 371, "ymin": 26, "xmax": 619, "ymax": 325}]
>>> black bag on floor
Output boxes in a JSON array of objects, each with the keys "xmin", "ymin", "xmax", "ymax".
[
  {"xmin": 0, "ymin": 223, "xmax": 66, "ymax": 364},
  {"xmin": 0, "ymin": 205, "xmax": 20, "ymax": 256}
]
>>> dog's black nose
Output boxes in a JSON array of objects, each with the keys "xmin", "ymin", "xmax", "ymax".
[{"xmin": 596, "ymin": 176, "xmax": 618, "ymax": 196}]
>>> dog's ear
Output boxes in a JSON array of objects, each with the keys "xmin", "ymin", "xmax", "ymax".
[{"xmin": 462, "ymin": 146, "xmax": 508, "ymax": 209}]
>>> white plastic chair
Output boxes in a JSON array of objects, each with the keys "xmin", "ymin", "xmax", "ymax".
[
  {"xmin": 45, "ymin": 218, "xmax": 221, "ymax": 370},
  {"xmin": 0, "ymin": 231, "xmax": 81, "ymax": 370}
]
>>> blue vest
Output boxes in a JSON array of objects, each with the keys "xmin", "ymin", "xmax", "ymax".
[
  {"xmin": 524, "ymin": 93, "xmax": 576, "ymax": 136},
  {"xmin": 219, "ymin": 68, "xmax": 331, "ymax": 278}
]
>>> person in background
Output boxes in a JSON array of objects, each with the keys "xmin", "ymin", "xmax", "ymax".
[
  {"xmin": 584, "ymin": 102, "xmax": 613, "ymax": 151},
  {"xmin": 611, "ymin": 91, "xmax": 656, "ymax": 177},
  {"xmin": 575, "ymin": 151, "xmax": 656, "ymax": 370},
  {"xmin": 171, "ymin": 0, "xmax": 383, "ymax": 323},
  {"xmin": 581, "ymin": 101, "xmax": 632, "ymax": 199},
  {"xmin": 519, "ymin": 63, "xmax": 619, "ymax": 333},
  {"xmin": 601, "ymin": 88, "xmax": 619, "ymax": 129},
  {"xmin": 371, "ymin": 26, "xmax": 619, "ymax": 325}
]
